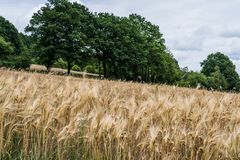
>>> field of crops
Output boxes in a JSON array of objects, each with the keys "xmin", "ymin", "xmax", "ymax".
[{"xmin": 0, "ymin": 69, "xmax": 240, "ymax": 160}]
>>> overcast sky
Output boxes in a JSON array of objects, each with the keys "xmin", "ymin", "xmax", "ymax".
[{"xmin": 1, "ymin": 0, "xmax": 240, "ymax": 73}]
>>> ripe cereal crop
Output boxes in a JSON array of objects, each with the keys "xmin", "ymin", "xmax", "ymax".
[{"xmin": 0, "ymin": 69, "xmax": 240, "ymax": 159}]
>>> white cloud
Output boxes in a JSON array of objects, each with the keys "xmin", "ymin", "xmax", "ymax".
[
  {"xmin": 25, "ymin": 4, "xmax": 45, "ymax": 20},
  {"xmin": 69, "ymin": 0, "xmax": 83, "ymax": 4},
  {"xmin": 0, "ymin": 1, "xmax": 45, "ymax": 32}
]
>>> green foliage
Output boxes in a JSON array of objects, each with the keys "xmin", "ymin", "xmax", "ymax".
[
  {"xmin": 207, "ymin": 67, "xmax": 228, "ymax": 91},
  {"xmin": 178, "ymin": 71, "xmax": 208, "ymax": 88},
  {"xmin": 178, "ymin": 65, "xmax": 230, "ymax": 91},
  {"xmin": 0, "ymin": 16, "xmax": 24, "ymax": 54},
  {"xmin": 0, "ymin": 36, "xmax": 14, "ymax": 67},
  {"xmin": 19, "ymin": 33, "xmax": 35, "ymax": 51},
  {"xmin": 0, "ymin": 36, "xmax": 14, "ymax": 56},
  {"xmin": 201, "ymin": 52, "xmax": 240, "ymax": 91},
  {"xmin": 90, "ymin": 13, "xmax": 181, "ymax": 83},
  {"xmin": 26, "ymin": 0, "xmax": 94, "ymax": 74},
  {"xmin": 53, "ymin": 58, "xmax": 67, "ymax": 69},
  {"xmin": 10, "ymin": 53, "xmax": 32, "ymax": 69},
  {"xmin": 0, "ymin": 17, "xmax": 33, "ymax": 69},
  {"xmin": 0, "ymin": 53, "xmax": 32, "ymax": 69},
  {"xmin": 90, "ymin": 13, "xmax": 121, "ymax": 77},
  {"xmin": 72, "ymin": 65, "xmax": 81, "ymax": 71},
  {"xmin": 84, "ymin": 65, "xmax": 98, "ymax": 74}
]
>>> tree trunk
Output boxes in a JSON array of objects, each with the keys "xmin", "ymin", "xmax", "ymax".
[
  {"xmin": 103, "ymin": 61, "xmax": 106, "ymax": 78},
  {"xmin": 67, "ymin": 62, "xmax": 71, "ymax": 75},
  {"xmin": 46, "ymin": 66, "xmax": 51, "ymax": 73},
  {"xmin": 46, "ymin": 62, "xmax": 51, "ymax": 73},
  {"xmin": 98, "ymin": 58, "xmax": 101, "ymax": 78}
]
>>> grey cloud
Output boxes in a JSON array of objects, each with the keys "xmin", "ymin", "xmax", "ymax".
[
  {"xmin": 170, "ymin": 39, "xmax": 203, "ymax": 52},
  {"xmin": 229, "ymin": 53, "xmax": 240, "ymax": 61},
  {"xmin": 220, "ymin": 29, "xmax": 240, "ymax": 38}
]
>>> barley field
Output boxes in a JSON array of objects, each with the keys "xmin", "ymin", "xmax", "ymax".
[{"xmin": 0, "ymin": 69, "xmax": 240, "ymax": 160}]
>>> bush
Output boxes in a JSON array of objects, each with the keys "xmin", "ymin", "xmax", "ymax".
[
  {"xmin": 0, "ymin": 53, "xmax": 32, "ymax": 69},
  {"xmin": 72, "ymin": 65, "xmax": 81, "ymax": 71},
  {"xmin": 84, "ymin": 65, "xmax": 98, "ymax": 74},
  {"xmin": 53, "ymin": 58, "xmax": 67, "ymax": 69},
  {"xmin": 177, "ymin": 71, "xmax": 208, "ymax": 88}
]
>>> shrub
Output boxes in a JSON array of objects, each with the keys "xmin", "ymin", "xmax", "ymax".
[
  {"xmin": 53, "ymin": 58, "xmax": 67, "ymax": 69},
  {"xmin": 72, "ymin": 65, "xmax": 81, "ymax": 71},
  {"xmin": 84, "ymin": 65, "xmax": 98, "ymax": 74}
]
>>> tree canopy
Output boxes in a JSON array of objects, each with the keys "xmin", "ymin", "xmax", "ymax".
[
  {"xmin": 201, "ymin": 52, "xmax": 240, "ymax": 91},
  {"xmin": 0, "ymin": 36, "xmax": 14, "ymax": 56},
  {"xmin": 26, "ymin": 0, "xmax": 93, "ymax": 73},
  {"xmin": 0, "ymin": 16, "xmax": 24, "ymax": 54},
  {"xmin": 89, "ymin": 13, "xmax": 181, "ymax": 82},
  {"xmin": 0, "ymin": 17, "xmax": 31, "ymax": 69}
]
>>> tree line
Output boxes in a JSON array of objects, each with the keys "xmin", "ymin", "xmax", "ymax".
[{"xmin": 0, "ymin": 0, "xmax": 240, "ymax": 92}]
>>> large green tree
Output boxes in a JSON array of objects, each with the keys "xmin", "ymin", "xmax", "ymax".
[
  {"xmin": 0, "ymin": 16, "xmax": 24, "ymax": 54},
  {"xmin": 91, "ymin": 13, "xmax": 150, "ymax": 80},
  {"xmin": 128, "ymin": 14, "xmax": 181, "ymax": 83},
  {"xmin": 90, "ymin": 13, "xmax": 118, "ymax": 78},
  {"xmin": 91, "ymin": 13, "xmax": 181, "ymax": 83},
  {"xmin": 26, "ymin": 0, "xmax": 93, "ymax": 74},
  {"xmin": 201, "ymin": 52, "xmax": 240, "ymax": 91},
  {"xmin": 109, "ymin": 15, "xmax": 147, "ymax": 80}
]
